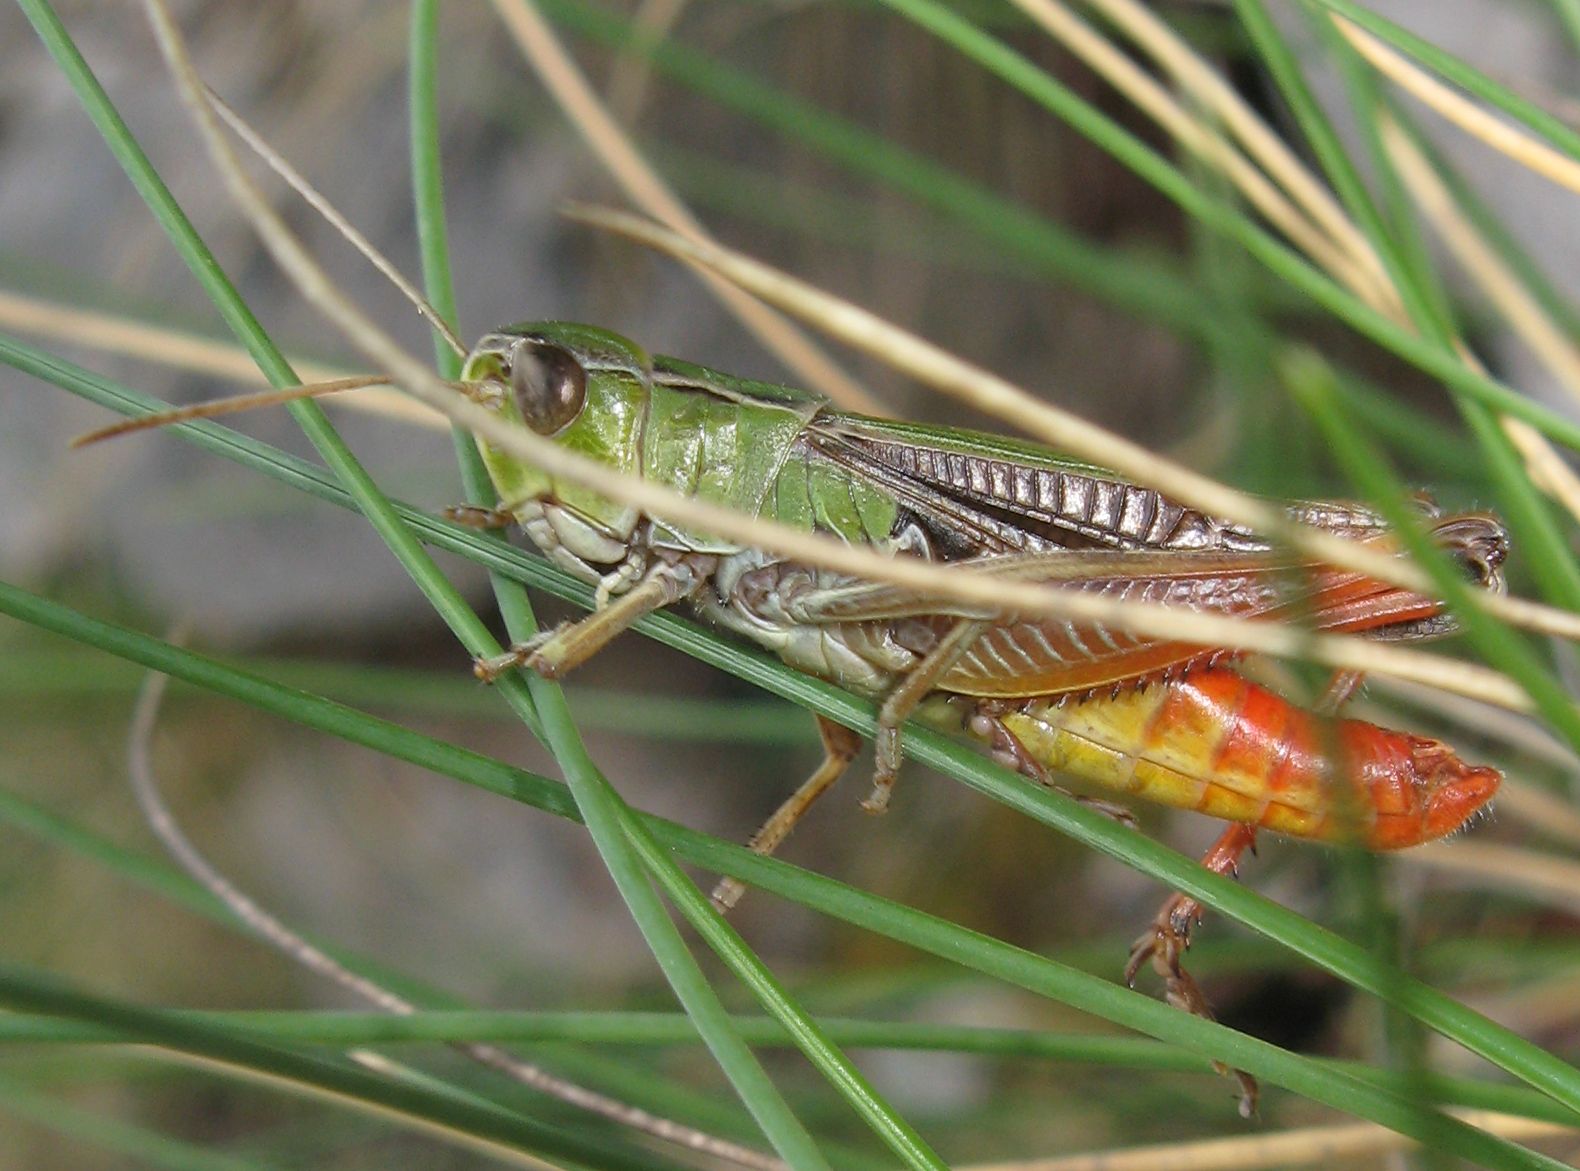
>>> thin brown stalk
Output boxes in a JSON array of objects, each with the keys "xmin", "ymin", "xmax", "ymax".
[
  {"xmin": 70, "ymin": 376, "xmax": 393, "ymax": 446},
  {"xmin": 204, "ymin": 87, "xmax": 466, "ymax": 359}
]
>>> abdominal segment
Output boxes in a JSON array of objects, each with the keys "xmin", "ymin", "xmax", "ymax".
[{"xmin": 978, "ymin": 669, "xmax": 1500, "ymax": 849}]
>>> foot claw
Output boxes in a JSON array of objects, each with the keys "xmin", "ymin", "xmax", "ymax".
[
  {"xmin": 473, "ymin": 652, "xmax": 521, "ymax": 682},
  {"xmin": 1075, "ymin": 794, "xmax": 1138, "ymax": 828},
  {"xmin": 710, "ymin": 876, "xmax": 746, "ymax": 914},
  {"xmin": 474, "ymin": 628, "xmax": 561, "ymax": 683},
  {"xmin": 859, "ymin": 787, "xmax": 892, "ymax": 815},
  {"xmin": 1234, "ymin": 1071, "xmax": 1259, "ymax": 1119}
]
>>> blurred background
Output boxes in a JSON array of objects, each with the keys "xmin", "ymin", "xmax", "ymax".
[{"xmin": 5, "ymin": 1, "xmax": 1580, "ymax": 1167}]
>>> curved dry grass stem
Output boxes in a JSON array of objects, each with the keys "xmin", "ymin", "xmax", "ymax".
[
  {"xmin": 1058, "ymin": 0, "xmax": 1580, "ymax": 546},
  {"xmin": 141, "ymin": 0, "xmax": 1580, "ymax": 723},
  {"xmin": 566, "ymin": 204, "xmax": 1580, "ymax": 643},
  {"xmin": 1070, "ymin": 1, "xmax": 1580, "ymax": 539},
  {"xmin": 1, "ymin": 288, "xmax": 444, "ymax": 429},
  {"xmin": 959, "ymin": 1109, "xmax": 1577, "ymax": 1171},
  {"xmin": 147, "ymin": 1050, "xmax": 565, "ymax": 1171},
  {"xmin": 1493, "ymin": 783, "xmax": 1580, "ymax": 851},
  {"xmin": 1405, "ymin": 841, "xmax": 1580, "ymax": 916},
  {"xmin": 1479, "ymin": 974, "xmax": 1580, "ymax": 1051},
  {"xmin": 203, "ymin": 87, "xmax": 467, "ymax": 360},
  {"xmin": 1, "ymin": 289, "xmax": 332, "ymax": 384},
  {"xmin": 483, "ymin": 0, "xmax": 879, "ymax": 413},
  {"xmin": 1367, "ymin": 675, "xmax": 1580, "ymax": 769},
  {"xmin": 1335, "ymin": 16, "xmax": 1580, "ymax": 197},
  {"xmin": 605, "ymin": 0, "xmax": 691, "ymax": 125},
  {"xmin": 1381, "ymin": 117, "xmax": 1580, "ymax": 526},
  {"xmin": 126, "ymin": 537, "xmax": 781, "ymax": 1166}
]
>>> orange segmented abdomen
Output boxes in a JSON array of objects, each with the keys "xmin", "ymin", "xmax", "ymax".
[{"xmin": 989, "ymin": 669, "xmax": 1500, "ymax": 848}]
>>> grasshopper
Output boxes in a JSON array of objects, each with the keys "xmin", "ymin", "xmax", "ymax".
[
  {"xmin": 101, "ymin": 318, "xmax": 1504, "ymax": 1113},
  {"xmin": 459, "ymin": 320, "xmax": 1505, "ymax": 1100}
]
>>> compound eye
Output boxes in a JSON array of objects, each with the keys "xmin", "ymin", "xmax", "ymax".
[{"xmin": 509, "ymin": 339, "xmax": 587, "ymax": 434}]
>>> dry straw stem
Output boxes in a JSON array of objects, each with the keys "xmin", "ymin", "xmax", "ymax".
[
  {"xmin": 604, "ymin": 0, "xmax": 690, "ymax": 125},
  {"xmin": 1380, "ymin": 117, "xmax": 1580, "ymax": 525},
  {"xmin": 484, "ymin": 0, "xmax": 878, "ymax": 413},
  {"xmin": 1334, "ymin": 16, "xmax": 1580, "ymax": 198},
  {"xmin": 569, "ymin": 205, "xmax": 1580, "ymax": 649},
  {"xmin": 140, "ymin": 4, "xmax": 1575, "ymax": 718},
  {"xmin": 1490, "ymin": 781, "xmax": 1580, "ymax": 851},
  {"xmin": 1079, "ymin": 0, "xmax": 1393, "ymax": 300},
  {"xmin": 1008, "ymin": 0, "xmax": 1392, "ymax": 309},
  {"xmin": 960, "ymin": 1109, "xmax": 1578, "ymax": 1171},
  {"xmin": 0, "ymin": 288, "xmax": 439, "ymax": 429},
  {"xmin": 136, "ymin": 9, "xmax": 1541, "ymax": 713},
  {"xmin": 1475, "ymin": 970, "xmax": 1580, "ymax": 1045},
  {"xmin": 1079, "ymin": 0, "xmax": 1580, "ymax": 531},
  {"xmin": 1386, "ymin": 120, "xmax": 1580, "ymax": 407}
]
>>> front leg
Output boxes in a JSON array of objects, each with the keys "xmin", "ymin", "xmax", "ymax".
[{"xmin": 476, "ymin": 555, "xmax": 712, "ymax": 681}]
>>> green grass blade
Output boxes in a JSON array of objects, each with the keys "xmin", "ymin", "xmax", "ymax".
[
  {"xmin": 618, "ymin": 807, "xmax": 948, "ymax": 1171},
  {"xmin": 1282, "ymin": 350, "xmax": 1580, "ymax": 751},
  {"xmin": 9, "ymin": 1007, "xmax": 1577, "ymax": 1126},
  {"xmin": 531, "ymin": 0, "xmax": 1219, "ymax": 344},
  {"xmin": 0, "ymin": 968, "xmax": 672, "ymax": 1171},
  {"xmin": 19, "ymin": 0, "xmax": 528, "ymax": 696},
  {"xmin": 1307, "ymin": 18, "xmax": 1580, "ymax": 619}
]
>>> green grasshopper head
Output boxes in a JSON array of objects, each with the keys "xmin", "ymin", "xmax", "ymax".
[{"xmin": 462, "ymin": 322, "xmax": 652, "ymax": 565}]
